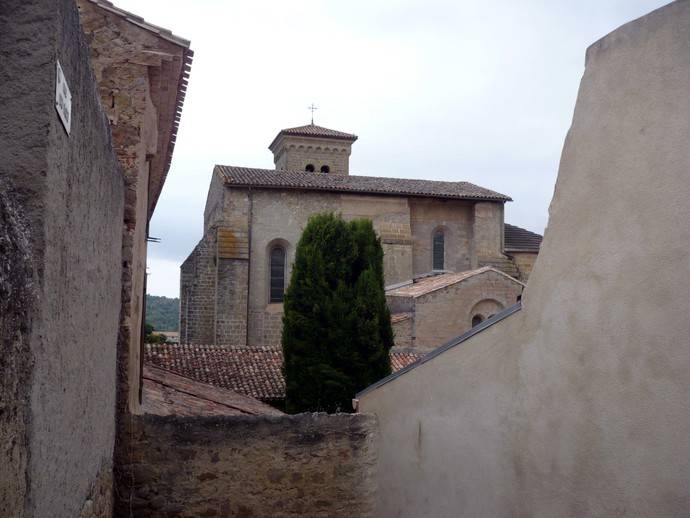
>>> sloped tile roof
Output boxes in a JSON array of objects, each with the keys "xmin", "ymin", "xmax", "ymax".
[
  {"xmin": 217, "ymin": 166, "xmax": 512, "ymax": 202},
  {"xmin": 142, "ymin": 365, "xmax": 283, "ymax": 416},
  {"xmin": 274, "ymin": 123, "xmax": 358, "ymax": 142},
  {"xmin": 386, "ymin": 267, "xmax": 524, "ymax": 298},
  {"xmin": 504, "ymin": 223, "xmax": 543, "ymax": 252},
  {"xmin": 144, "ymin": 343, "xmax": 423, "ymax": 402}
]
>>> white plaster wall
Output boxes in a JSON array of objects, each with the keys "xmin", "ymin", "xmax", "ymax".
[{"xmin": 360, "ymin": 2, "xmax": 690, "ymax": 516}]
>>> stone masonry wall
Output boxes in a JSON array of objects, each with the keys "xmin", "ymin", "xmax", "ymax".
[
  {"xmin": 508, "ymin": 251, "xmax": 538, "ymax": 282},
  {"xmin": 0, "ymin": 182, "xmax": 33, "ymax": 516},
  {"xmin": 117, "ymin": 413, "xmax": 379, "ymax": 517},
  {"xmin": 180, "ymin": 232, "xmax": 217, "ymax": 345},
  {"xmin": 0, "ymin": 0, "xmax": 124, "ymax": 515},
  {"xmin": 409, "ymin": 198, "xmax": 474, "ymax": 275},
  {"xmin": 410, "ymin": 270, "xmax": 522, "ymax": 349},
  {"xmin": 472, "ymin": 202, "xmax": 504, "ymax": 261},
  {"xmin": 216, "ymin": 258, "xmax": 249, "ymax": 346},
  {"xmin": 273, "ymin": 135, "xmax": 352, "ymax": 175}
]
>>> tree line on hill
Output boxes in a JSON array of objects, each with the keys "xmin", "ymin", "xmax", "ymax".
[{"xmin": 145, "ymin": 294, "xmax": 179, "ymax": 332}]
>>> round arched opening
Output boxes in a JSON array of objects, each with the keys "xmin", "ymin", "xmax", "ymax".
[
  {"xmin": 472, "ymin": 314, "xmax": 484, "ymax": 327},
  {"xmin": 305, "ymin": 164, "xmax": 315, "ymax": 172},
  {"xmin": 320, "ymin": 165, "xmax": 330, "ymax": 174}
]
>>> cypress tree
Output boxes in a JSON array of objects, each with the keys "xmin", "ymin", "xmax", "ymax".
[{"xmin": 282, "ymin": 213, "xmax": 393, "ymax": 413}]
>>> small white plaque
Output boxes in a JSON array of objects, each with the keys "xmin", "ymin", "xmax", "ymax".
[{"xmin": 55, "ymin": 61, "xmax": 72, "ymax": 135}]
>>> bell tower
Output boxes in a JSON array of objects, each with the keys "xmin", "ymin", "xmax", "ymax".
[{"xmin": 268, "ymin": 123, "xmax": 358, "ymax": 176}]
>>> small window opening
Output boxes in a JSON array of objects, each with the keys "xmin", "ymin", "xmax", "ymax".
[
  {"xmin": 432, "ymin": 229, "xmax": 445, "ymax": 270},
  {"xmin": 472, "ymin": 314, "xmax": 484, "ymax": 327},
  {"xmin": 320, "ymin": 165, "xmax": 330, "ymax": 174},
  {"xmin": 305, "ymin": 164, "xmax": 315, "ymax": 172},
  {"xmin": 269, "ymin": 246, "xmax": 286, "ymax": 303}
]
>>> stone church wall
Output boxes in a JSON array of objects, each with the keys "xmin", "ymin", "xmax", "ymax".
[
  {"xmin": 180, "ymin": 232, "xmax": 218, "ymax": 345},
  {"xmin": 410, "ymin": 270, "xmax": 523, "ymax": 349},
  {"xmin": 472, "ymin": 201, "xmax": 504, "ymax": 260},
  {"xmin": 184, "ymin": 180, "xmax": 512, "ymax": 347},
  {"xmin": 118, "ymin": 413, "xmax": 378, "ymax": 517},
  {"xmin": 247, "ymin": 189, "xmax": 341, "ymax": 345},
  {"xmin": 409, "ymin": 198, "xmax": 474, "ymax": 274},
  {"xmin": 507, "ymin": 250, "xmax": 538, "ymax": 281},
  {"xmin": 0, "ymin": 0, "xmax": 124, "ymax": 515}
]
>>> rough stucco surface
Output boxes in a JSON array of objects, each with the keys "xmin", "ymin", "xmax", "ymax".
[
  {"xmin": 0, "ymin": 183, "xmax": 33, "ymax": 516},
  {"xmin": 0, "ymin": 0, "xmax": 123, "ymax": 515},
  {"xmin": 360, "ymin": 2, "xmax": 690, "ymax": 516},
  {"xmin": 117, "ymin": 413, "xmax": 378, "ymax": 517}
]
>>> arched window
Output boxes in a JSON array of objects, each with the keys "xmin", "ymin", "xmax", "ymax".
[
  {"xmin": 320, "ymin": 165, "xmax": 330, "ymax": 174},
  {"xmin": 305, "ymin": 164, "xmax": 315, "ymax": 172},
  {"xmin": 472, "ymin": 314, "xmax": 484, "ymax": 327},
  {"xmin": 269, "ymin": 245, "xmax": 286, "ymax": 303},
  {"xmin": 432, "ymin": 229, "xmax": 445, "ymax": 270}
]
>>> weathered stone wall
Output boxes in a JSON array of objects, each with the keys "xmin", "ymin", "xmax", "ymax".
[
  {"xmin": 411, "ymin": 270, "xmax": 522, "ymax": 348},
  {"xmin": 247, "ymin": 189, "xmax": 340, "ymax": 346},
  {"xmin": 472, "ymin": 201, "xmax": 504, "ymax": 261},
  {"xmin": 507, "ymin": 250, "xmax": 538, "ymax": 281},
  {"xmin": 391, "ymin": 317, "xmax": 413, "ymax": 348},
  {"xmin": 117, "ymin": 413, "xmax": 378, "ymax": 517},
  {"xmin": 203, "ymin": 169, "xmax": 227, "ymax": 233},
  {"xmin": 409, "ymin": 198, "xmax": 475, "ymax": 274},
  {"xmin": 386, "ymin": 270, "xmax": 523, "ymax": 350},
  {"xmin": 0, "ymin": 182, "xmax": 33, "ymax": 517},
  {"xmin": 273, "ymin": 135, "xmax": 353, "ymax": 175},
  {"xmin": 360, "ymin": 3, "xmax": 690, "ymax": 515},
  {"xmin": 180, "ymin": 232, "xmax": 218, "ymax": 345},
  {"xmin": 216, "ymin": 258, "xmax": 249, "ymax": 345},
  {"xmin": 78, "ymin": 0, "xmax": 190, "ymax": 418},
  {"xmin": 0, "ymin": 0, "xmax": 124, "ymax": 515}
]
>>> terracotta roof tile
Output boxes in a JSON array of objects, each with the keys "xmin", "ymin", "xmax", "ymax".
[
  {"xmin": 217, "ymin": 166, "xmax": 511, "ymax": 202},
  {"xmin": 275, "ymin": 123, "xmax": 357, "ymax": 142},
  {"xmin": 144, "ymin": 343, "xmax": 423, "ymax": 402},
  {"xmin": 142, "ymin": 365, "xmax": 283, "ymax": 416},
  {"xmin": 386, "ymin": 267, "xmax": 523, "ymax": 298},
  {"xmin": 504, "ymin": 223, "xmax": 543, "ymax": 252}
]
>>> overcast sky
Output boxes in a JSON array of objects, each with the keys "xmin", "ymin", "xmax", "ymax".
[{"xmin": 114, "ymin": 0, "xmax": 669, "ymax": 298}]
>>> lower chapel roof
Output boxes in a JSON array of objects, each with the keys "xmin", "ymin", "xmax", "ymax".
[
  {"xmin": 145, "ymin": 344, "xmax": 423, "ymax": 402},
  {"xmin": 217, "ymin": 166, "xmax": 512, "ymax": 202},
  {"xmin": 386, "ymin": 266, "xmax": 524, "ymax": 298}
]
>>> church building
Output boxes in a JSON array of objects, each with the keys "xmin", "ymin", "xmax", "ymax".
[{"xmin": 180, "ymin": 123, "xmax": 541, "ymax": 349}]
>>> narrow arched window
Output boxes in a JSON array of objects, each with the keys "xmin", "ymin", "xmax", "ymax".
[
  {"xmin": 432, "ymin": 229, "xmax": 444, "ymax": 270},
  {"xmin": 320, "ymin": 165, "xmax": 330, "ymax": 174},
  {"xmin": 305, "ymin": 164, "xmax": 315, "ymax": 172},
  {"xmin": 269, "ymin": 246, "xmax": 286, "ymax": 303}
]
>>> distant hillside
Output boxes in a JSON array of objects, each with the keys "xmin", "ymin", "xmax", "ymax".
[{"xmin": 146, "ymin": 295, "xmax": 179, "ymax": 331}]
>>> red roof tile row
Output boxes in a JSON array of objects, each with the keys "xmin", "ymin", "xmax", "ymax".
[{"xmin": 144, "ymin": 344, "xmax": 423, "ymax": 402}]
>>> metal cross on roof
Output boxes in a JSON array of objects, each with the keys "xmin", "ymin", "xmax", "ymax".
[{"xmin": 308, "ymin": 103, "xmax": 318, "ymax": 124}]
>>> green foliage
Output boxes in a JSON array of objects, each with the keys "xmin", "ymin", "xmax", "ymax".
[
  {"xmin": 282, "ymin": 213, "xmax": 393, "ymax": 413},
  {"xmin": 144, "ymin": 321, "xmax": 167, "ymax": 343},
  {"xmin": 145, "ymin": 295, "xmax": 179, "ymax": 331}
]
